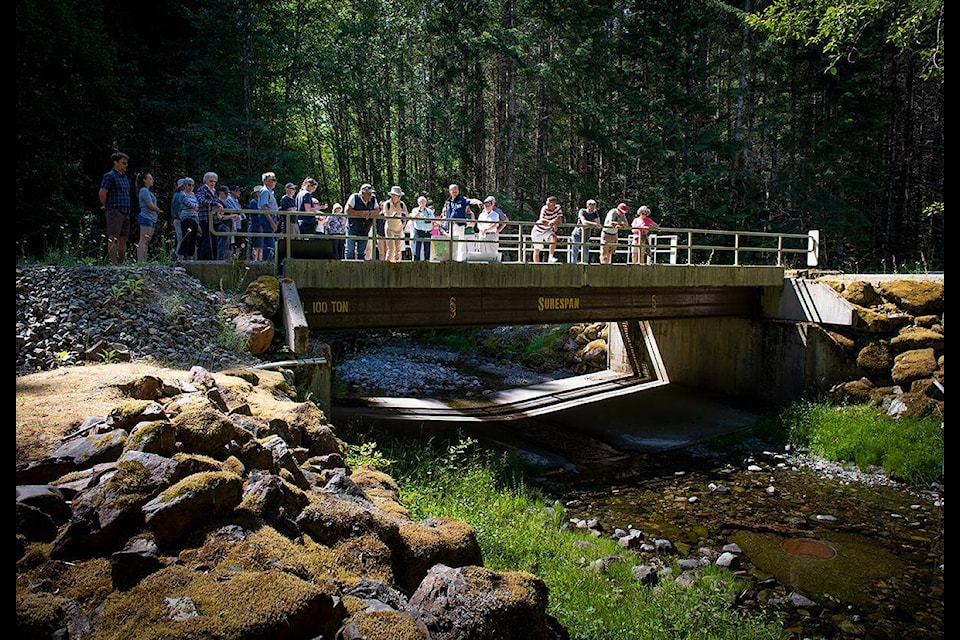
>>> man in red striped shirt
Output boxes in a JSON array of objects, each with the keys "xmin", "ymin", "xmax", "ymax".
[{"xmin": 531, "ymin": 195, "xmax": 563, "ymax": 263}]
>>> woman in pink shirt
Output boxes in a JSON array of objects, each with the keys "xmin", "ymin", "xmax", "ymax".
[{"xmin": 630, "ymin": 205, "xmax": 658, "ymax": 265}]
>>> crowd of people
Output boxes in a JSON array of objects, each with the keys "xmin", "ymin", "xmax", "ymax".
[{"xmin": 98, "ymin": 152, "xmax": 658, "ymax": 266}]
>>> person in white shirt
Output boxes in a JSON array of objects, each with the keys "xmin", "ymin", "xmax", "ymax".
[{"xmin": 409, "ymin": 195, "xmax": 435, "ymax": 261}]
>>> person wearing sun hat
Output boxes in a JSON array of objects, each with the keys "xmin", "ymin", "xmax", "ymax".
[
  {"xmin": 380, "ymin": 185, "xmax": 408, "ymax": 262},
  {"xmin": 600, "ymin": 202, "xmax": 630, "ymax": 264},
  {"xmin": 476, "ymin": 195, "xmax": 507, "ymax": 260},
  {"xmin": 344, "ymin": 183, "xmax": 378, "ymax": 260}
]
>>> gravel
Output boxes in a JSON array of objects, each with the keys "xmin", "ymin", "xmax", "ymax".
[{"xmin": 16, "ymin": 265, "xmax": 262, "ymax": 375}]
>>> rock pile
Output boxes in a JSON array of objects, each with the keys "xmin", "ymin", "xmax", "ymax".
[
  {"xmin": 16, "ymin": 366, "xmax": 567, "ymax": 640},
  {"xmin": 558, "ymin": 322, "xmax": 610, "ymax": 374},
  {"xmin": 817, "ymin": 277, "xmax": 944, "ymax": 419},
  {"xmin": 16, "ymin": 265, "xmax": 263, "ymax": 375}
]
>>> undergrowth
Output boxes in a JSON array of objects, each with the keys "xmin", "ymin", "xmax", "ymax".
[
  {"xmin": 781, "ymin": 400, "xmax": 944, "ymax": 485},
  {"xmin": 351, "ymin": 434, "xmax": 786, "ymax": 640}
]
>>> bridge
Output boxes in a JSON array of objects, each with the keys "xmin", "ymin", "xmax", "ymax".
[
  {"xmin": 282, "ymin": 260, "xmax": 785, "ymax": 331},
  {"xmin": 269, "ymin": 220, "xmax": 818, "ymax": 330},
  {"xmin": 184, "ymin": 221, "xmax": 835, "ymax": 419}
]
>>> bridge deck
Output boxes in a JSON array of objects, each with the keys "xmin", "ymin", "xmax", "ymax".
[{"xmin": 283, "ymin": 260, "xmax": 785, "ymax": 329}]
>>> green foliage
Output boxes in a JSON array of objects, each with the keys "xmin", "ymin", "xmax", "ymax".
[
  {"xmin": 418, "ymin": 329, "xmax": 480, "ymax": 354},
  {"xmin": 781, "ymin": 400, "xmax": 944, "ymax": 484},
  {"xmin": 386, "ymin": 437, "xmax": 786, "ymax": 640},
  {"xmin": 746, "ymin": 0, "xmax": 944, "ymax": 82},
  {"xmin": 216, "ymin": 311, "xmax": 249, "ymax": 354},
  {"xmin": 108, "ymin": 276, "xmax": 145, "ymax": 301},
  {"xmin": 120, "ymin": 277, "xmax": 145, "ymax": 296},
  {"xmin": 15, "ymin": 0, "xmax": 943, "ymax": 272},
  {"xmin": 162, "ymin": 292, "xmax": 186, "ymax": 319},
  {"xmin": 345, "ymin": 441, "xmax": 394, "ymax": 472},
  {"xmin": 51, "ymin": 350, "xmax": 76, "ymax": 369},
  {"xmin": 98, "ymin": 348, "xmax": 120, "ymax": 364}
]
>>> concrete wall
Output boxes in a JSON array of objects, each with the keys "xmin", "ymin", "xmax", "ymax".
[
  {"xmin": 645, "ymin": 316, "xmax": 859, "ymax": 406},
  {"xmin": 178, "ymin": 261, "xmax": 277, "ymax": 292}
]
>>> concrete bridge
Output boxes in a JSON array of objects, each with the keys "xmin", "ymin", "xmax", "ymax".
[
  {"xmin": 281, "ymin": 260, "xmax": 786, "ymax": 330},
  {"xmin": 181, "ymin": 232, "xmax": 855, "ymax": 418}
]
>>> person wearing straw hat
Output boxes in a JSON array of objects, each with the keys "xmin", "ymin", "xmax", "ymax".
[{"xmin": 381, "ymin": 185, "xmax": 408, "ymax": 263}]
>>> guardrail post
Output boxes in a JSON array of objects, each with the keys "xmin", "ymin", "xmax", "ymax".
[{"xmin": 807, "ymin": 230, "xmax": 820, "ymax": 267}]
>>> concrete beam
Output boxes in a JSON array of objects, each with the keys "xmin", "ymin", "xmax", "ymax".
[
  {"xmin": 283, "ymin": 259, "xmax": 785, "ymax": 290},
  {"xmin": 279, "ymin": 278, "xmax": 310, "ymax": 355},
  {"xmin": 763, "ymin": 278, "xmax": 856, "ymax": 325}
]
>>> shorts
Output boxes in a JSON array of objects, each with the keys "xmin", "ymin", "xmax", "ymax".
[
  {"xmin": 137, "ymin": 213, "xmax": 157, "ymax": 229},
  {"xmin": 530, "ymin": 226, "xmax": 556, "ymax": 250},
  {"xmin": 105, "ymin": 208, "xmax": 130, "ymax": 239}
]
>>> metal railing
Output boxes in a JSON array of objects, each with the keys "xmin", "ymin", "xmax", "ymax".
[{"xmin": 202, "ymin": 209, "xmax": 819, "ymax": 268}]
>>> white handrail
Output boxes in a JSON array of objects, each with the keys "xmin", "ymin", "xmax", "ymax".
[{"xmin": 203, "ymin": 209, "xmax": 819, "ymax": 268}]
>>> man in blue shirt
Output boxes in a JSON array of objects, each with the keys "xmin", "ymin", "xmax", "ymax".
[
  {"xmin": 442, "ymin": 184, "xmax": 481, "ymax": 262},
  {"xmin": 98, "ymin": 152, "xmax": 131, "ymax": 265},
  {"xmin": 253, "ymin": 172, "xmax": 280, "ymax": 261}
]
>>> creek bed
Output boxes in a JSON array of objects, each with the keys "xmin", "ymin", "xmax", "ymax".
[
  {"xmin": 537, "ymin": 443, "xmax": 944, "ymax": 639},
  {"xmin": 324, "ymin": 328, "xmax": 944, "ymax": 639}
]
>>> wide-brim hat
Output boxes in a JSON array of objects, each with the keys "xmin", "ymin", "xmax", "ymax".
[{"xmin": 389, "ymin": 186, "xmax": 404, "ymax": 196}]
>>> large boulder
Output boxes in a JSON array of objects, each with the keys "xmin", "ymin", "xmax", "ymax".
[
  {"xmin": 241, "ymin": 275, "xmax": 282, "ymax": 317},
  {"xmin": 878, "ymin": 279, "xmax": 944, "ymax": 315},
  {"xmin": 407, "ymin": 564, "xmax": 554, "ymax": 640}
]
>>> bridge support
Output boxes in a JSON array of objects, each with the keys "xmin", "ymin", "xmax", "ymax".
[
  {"xmin": 608, "ymin": 320, "xmax": 668, "ymax": 382},
  {"xmin": 279, "ymin": 277, "xmax": 310, "ymax": 355}
]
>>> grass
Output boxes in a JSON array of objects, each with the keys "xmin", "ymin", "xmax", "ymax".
[
  {"xmin": 216, "ymin": 310, "xmax": 249, "ymax": 354},
  {"xmin": 781, "ymin": 399, "xmax": 944, "ymax": 485},
  {"xmin": 349, "ymin": 435, "xmax": 786, "ymax": 640},
  {"xmin": 340, "ymin": 396, "xmax": 943, "ymax": 639}
]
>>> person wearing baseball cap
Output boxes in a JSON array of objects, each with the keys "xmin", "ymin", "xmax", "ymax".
[
  {"xmin": 279, "ymin": 182, "xmax": 299, "ymax": 235},
  {"xmin": 344, "ymin": 182, "xmax": 379, "ymax": 260},
  {"xmin": 600, "ymin": 202, "xmax": 630, "ymax": 264},
  {"xmin": 568, "ymin": 198, "xmax": 602, "ymax": 264}
]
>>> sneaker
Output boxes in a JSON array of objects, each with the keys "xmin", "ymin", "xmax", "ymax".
[{"xmin": 548, "ymin": 255, "xmax": 559, "ymax": 263}]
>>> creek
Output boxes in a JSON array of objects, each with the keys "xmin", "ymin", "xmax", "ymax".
[{"xmin": 323, "ymin": 330, "xmax": 944, "ymax": 640}]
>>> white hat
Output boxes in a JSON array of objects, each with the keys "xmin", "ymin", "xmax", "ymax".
[{"xmin": 388, "ymin": 185, "xmax": 404, "ymax": 196}]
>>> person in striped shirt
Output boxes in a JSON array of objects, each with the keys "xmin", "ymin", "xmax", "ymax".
[{"xmin": 531, "ymin": 195, "xmax": 563, "ymax": 263}]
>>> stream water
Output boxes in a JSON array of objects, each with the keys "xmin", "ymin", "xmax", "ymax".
[
  {"xmin": 324, "ymin": 330, "xmax": 945, "ymax": 639},
  {"xmin": 533, "ymin": 439, "xmax": 944, "ymax": 639}
]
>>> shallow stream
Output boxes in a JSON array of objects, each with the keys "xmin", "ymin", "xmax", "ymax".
[
  {"xmin": 537, "ymin": 442, "xmax": 944, "ymax": 639},
  {"xmin": 324, "ymin": 330, "xmax": 944, "ymax": 639}
]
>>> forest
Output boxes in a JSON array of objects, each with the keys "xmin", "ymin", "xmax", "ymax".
[{"xmin": 16, "ymin": 0, "xmax": 943, "ymax": 272}]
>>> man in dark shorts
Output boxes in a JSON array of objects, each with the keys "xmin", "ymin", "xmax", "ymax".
[{"xmin": 98, "ymin": 151, "xmax": 131, "ymax": 265}]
